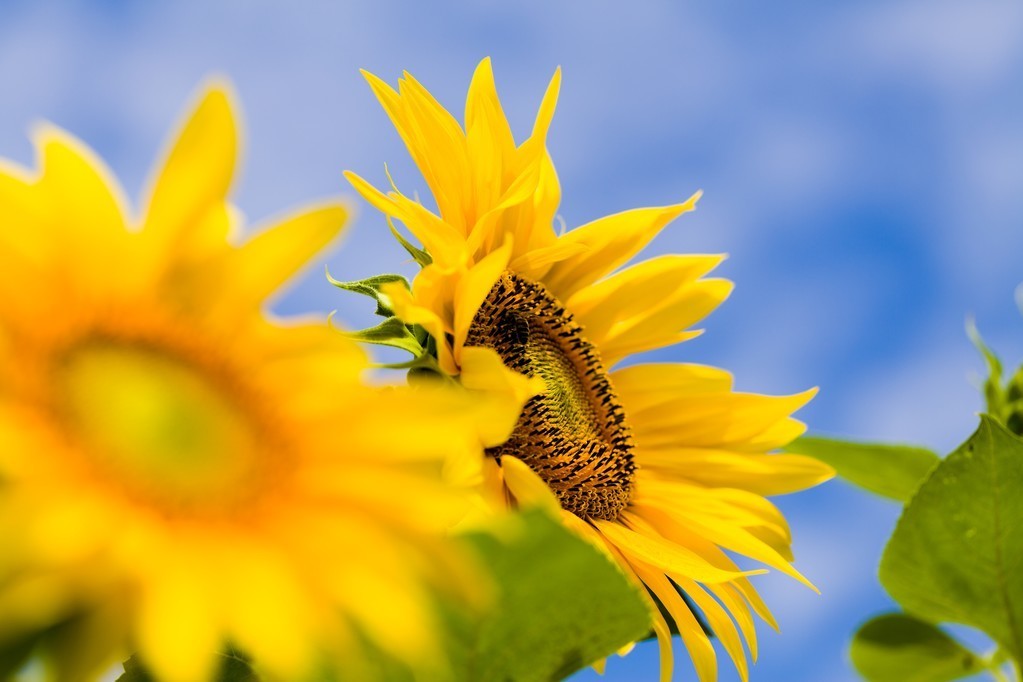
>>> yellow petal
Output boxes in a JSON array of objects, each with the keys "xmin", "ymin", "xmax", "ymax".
[
  {"xmin": 224, "ymin": 549, "xmax": 317, "ymax": 678},
  {"xmin": 509, "ymin": 238, "xmax": 587, "ymax": 281},
  {"xmin": 383, "ymin": 280, "xmax": 458, "ymax": 374},
  {"xmin": 631, "ymin": 560, "xmax": 717, "ymax": 682},
  {"xmin": 630, "ymin": 389, "xmax": 817, "ymax": 451},
  {"xmin": 141, "ymin": 81, "xmax": 238, "ymax": 259},
  {"xmin": 673, "ymin": 574, "xmax": 750, "ymax": 682},
  {"xmin": 638, "ymin": 448, "xmax": 835, "ymax": 496},
  {"xmin": 635, "ymin": 498, "xmax": 817, "ymax": 592},
  {"xmin": 31, "ymin": 125, "xmax": 141, "ymax": 296},
  {"xmin": 211, "ymin": 201, "xmax": 347, "ymax": 314},
  {"xmin": 593, "ymin": 518, "xmax": 763, "ymax": 584},
  {"xmin": 464, "ymin": 57, "xmax": 516, "ymax": 218},
  {"xmin": 0, "ymin": 161, "xmax": 57, "ymax": 314},
  {"xmin": 567, "ymin": 254, "xmax": 725, "ymax": 340},
  {"xmin": 597, "ymin": 278, "xmax": 733, "ymax": 364},
  {"xmin": 136, "ymin": 563, "xmax": 220, "ymax": 682},
  {"xmin": 542, "ymin": 194, "xmax": 700, "ymax": 301},
  {"xmin": 453, "ymin": 237, "xmax": 513, "ymax": 355},
  {"xmin": 611, "ymin": 363, "xmax": 734, "ymax": 412},
  {"xmin": 500, "ymin": 455, "xmax": 562, "ymax": 514},
  {"xmin": 344, "ymin": 170, "xmax": 465, "ymax": 267},
  {"xmin": 459, "ymin": 346, "xmax": 542, "ymax": 446},
  {"xmin": 709, "ymin": 582, "xmax": 760, "ymax": 662}
]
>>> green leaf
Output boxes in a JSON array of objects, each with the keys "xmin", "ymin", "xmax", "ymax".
[
  {"xmin": 880, "ymin": 416, "xmax": 1023, "ymax": 664},
  {"xmin": 453, "ymin": 510, "xmax": 651, "ymax": 681},
  {"xmin": 851, "ymin": 613, "xmax": 985, "ymax": 682},
  {"xmin": 791, "ymin": 436, "xmax": 939, "ymax": 502},
  {"xmin": 344, "ymin": 316, "xmax": 423, "ymax": 356},
  {"xmin": 327, "ymin": 271, "xmax": 410, "ymax": 317},
  {"xmin": 117, "ymin": 650, "xmax": 259, "ymax": 681}
]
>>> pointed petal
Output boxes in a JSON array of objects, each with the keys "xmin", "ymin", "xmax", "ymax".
[
  {"xmin": 597, "ymin": 278, "xmax": 733, "ymax": 363},
  {"xmin": 453, "ymin": 237, "xmax": 512, "ymax": 354},
  {"xmin": 674, "ymin": 575, "xmax": 750, "ymax": 682},
  {"xmin": 612, "ymin": 363, "xmax": 734, "ymax": 412},
  {"xmin": 632, "ymin": 561, "xmax": 717, "ymax": 682},
  {"xmin": 629, "ymin": 389, "xmax": 817, "ymax": 451},
  {"xmin": 501, "ymin": 455, "xmax": 562, "ymax": 513},
  {"xmin": 567, "ymin": 254, "xmax": 725, "ymax": 341},
  {"xmin": 638, "ymin": 448, "xmax": 835, "ymax": 496},
  {"xmin": 542, "ymin": 194, "xmax": 700, "ymax": 300},
  {"xmin": 593, "ymin": 519, "xmax": 763, "ymax": 584}
]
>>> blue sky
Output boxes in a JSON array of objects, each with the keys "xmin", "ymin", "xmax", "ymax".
[{"xmin": 1, "ymin": 1, "xmax": 1021, "ymax": 680}]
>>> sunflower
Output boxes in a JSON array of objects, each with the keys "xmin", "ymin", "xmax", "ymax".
[
  {"xmin": 344, "ymin": 59, "xmax": 835, "ymax": 682},
  {"xmin": 0, "ymin": 81, "xmax": 525, "ymax": 682}
]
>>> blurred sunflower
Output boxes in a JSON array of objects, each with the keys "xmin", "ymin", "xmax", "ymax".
[
  {"xmin": 0, "ymin": 81, "xmax": 525, "ymax": 682},
  {"xmin": 345, "ymin": 58, "xmax": 835, "ymax": 682}
]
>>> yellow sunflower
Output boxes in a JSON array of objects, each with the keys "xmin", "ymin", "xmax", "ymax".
[
  {"xmin": 345, "ymin": 58, "xmax": 835, "ymax": 682},
  {"xmin": 0, "ymin": 81, "xmax": 524, "ymax": 682}
]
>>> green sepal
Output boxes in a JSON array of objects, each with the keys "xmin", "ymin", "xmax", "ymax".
[
  {"xmin": 117, "ymin": 650, "xmax": 259, "ymax": 681},
  {"xmin": 789, "ymin": 436, "xmax": 939, "ymax": 502},
  {"xmin": 880, "ymin": 416, "xmax": 1023, "ymax": 665},
  {"xmin": 327, "ymin": 270, "xmax": 410, "ymax": 317},
  {"xmin": 850, "ymin": 612, "xmax": 985, "ymax": 682},
  {"xmin": 343, "ymin": 316, "xmax": 424, "ymax": 357},
  {"xmin": 388, "ymin": 218, "xmax": 432, "ymax": 267}
]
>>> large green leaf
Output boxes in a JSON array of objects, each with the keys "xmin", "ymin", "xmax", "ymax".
[
  {"xmin": 791, "ymin": 436, "xmax": 938, "ymax": 502},
  {"xmin": 880, "ymin": 416, "xmax": 1023, "ymax": 663},
  {"xmin": 454, "ymin": 510, "xmax": 651, "ymax": 682},
  {"xmin": 851, "ymin": 613, "xmax": 985, "ymax": 682}
]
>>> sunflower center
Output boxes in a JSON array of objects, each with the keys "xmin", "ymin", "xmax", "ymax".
[
  {"xmin": 59, "ymin": 342, "xmax": 265, "ymax": 509},
  {"xmin": 466, "ymin": 272, "xmax": 635, "ymax": 521}
]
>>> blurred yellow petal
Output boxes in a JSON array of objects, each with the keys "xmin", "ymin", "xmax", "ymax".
[
  {"xmin": 208, "ymin": 201, "xmax": 347, "ymax": 317},
  {"xmin": 141, "ymin": 82, "xmax": 238, "ymax": 259},
  {"xmin": 136, "ymin": 564, "xmax": 220, "ymax": 682}
]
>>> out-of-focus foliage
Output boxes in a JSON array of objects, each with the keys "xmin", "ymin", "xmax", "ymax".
[{"xmin": 851, "ymin": 613, "xmax": 985, "ymax": 682}]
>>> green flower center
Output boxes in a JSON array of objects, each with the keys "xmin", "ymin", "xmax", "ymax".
[
  {"xmin": 59, "ymin": 342, "xmax": 265, "ymax": 510},
  {"xmin": 467, "ymin": 272, "xmax": 635, "ymax": 521}
]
